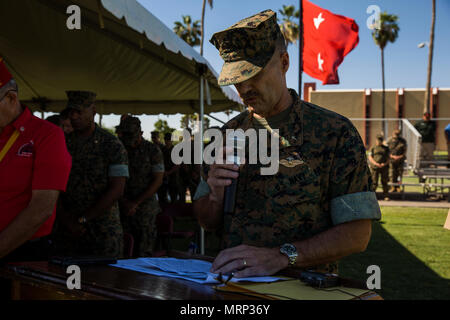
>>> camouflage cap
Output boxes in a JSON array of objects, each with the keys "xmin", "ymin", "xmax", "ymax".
[
  {"xmin": 210, "ymin": 9, "xmax": 283, "ymax": 86},
  {"xmin": 66, "ymin": 91, "xmax": 97, "ymax": 110},
  {"xmin": 376, "ymin": 133, "xmax": 384, "ymax": 140},
  {"xmin": 116, "ymin": 116, "xmax": 141, "ymax": 133}
]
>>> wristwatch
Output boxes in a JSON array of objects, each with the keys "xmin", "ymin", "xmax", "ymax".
[
  {"xmin": 78, "ymin": 216, "xmax": 87, "ymax": 224},
  {"xmin": 280, "ymin": 243, "xmax": 298, "ymax": 266}
]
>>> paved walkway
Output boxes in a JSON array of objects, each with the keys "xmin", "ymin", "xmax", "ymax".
[{"xmin": 378, "ymin": 200, "xmax": 450, "ymax": 208}]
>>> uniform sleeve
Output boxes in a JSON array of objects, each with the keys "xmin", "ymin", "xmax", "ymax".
[
  {"xmin": 329, "ymin": 123, "xmax": 381, "ymax": 226},
  {"xmin": 193, "ymin": 179, "xmax": 211, "ymax": 200},
  {"xmin": 106, "ymin": 138, "xmax": 129, "ymax": 177},
  {"xmin": 32, "ymin": 126, "xmax": 72, "ymax": 191},
  {"xmin": 151, "ymin": 145, "xmax": 165, "ymax": 173}
]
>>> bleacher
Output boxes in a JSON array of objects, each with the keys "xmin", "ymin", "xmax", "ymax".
[{"xmin": 389, "ymin": 155, "xmax": 450, "ymax": 201}]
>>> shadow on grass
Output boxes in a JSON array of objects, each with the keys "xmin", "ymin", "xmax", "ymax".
[{"xmin": 339, "ymin": 221, "xmax": 450, "ymax": 300}]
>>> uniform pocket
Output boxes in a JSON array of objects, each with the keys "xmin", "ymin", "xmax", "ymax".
[
  {"xmin": 264, "ymin": 155, "xmax": 322, "ymax": 243},
  {"xmin": 266, "ymin": 155, "xmax": 320, "ymax": 204}
]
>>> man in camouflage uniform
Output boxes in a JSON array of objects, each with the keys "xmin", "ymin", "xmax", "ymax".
[
  {"xmin": 193, "ymin": 10, "xmax": 381, "ymax": 277},
  {"xmin": 179, "ymin": 127, "xmax": 201, "ymax": 203},
  {"xmin": 54, "ymin": 91, "xmax": 129, "ymax": 258},
  {"xmin": 368, "ymin": 134, "xmax": 390, "ymax": 200},
  {"xmin": 152, "ymin": 130, "xmax": 169, "ymax": 205},
  {"xmin": 151, "ymin": 131, "xmax": 164, "ymax": 150},
  {"xmin": 116, "ymin": 117, "xmax": 164, "ymax": 257},
  {"xmin": 387, "ymin": 130, "xmax": 407, "ymax": 192},
  {"xmin": 163, "ymin": 132, "xmax": 181, "ymax": 203}
]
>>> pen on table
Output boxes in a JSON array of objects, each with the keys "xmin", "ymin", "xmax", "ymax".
[{"xmin": 215, "ymin": 272, "xmax": 234, "ymax": 284}]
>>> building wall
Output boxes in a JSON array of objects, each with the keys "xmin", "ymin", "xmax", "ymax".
[
  {"xmin": 309, "ymin": 88, "xmax": 450, "ymax": 151},
  {"xmin": 437, "ymin": 90, "xmax": 450, "ymax": 148},
  {"xmin": 309, "ymin": 90, "xmax": 365, "ymax": 145}
]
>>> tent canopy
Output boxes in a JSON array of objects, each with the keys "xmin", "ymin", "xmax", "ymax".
[{"xmin": 0, "ymin": 0, "xmax": 243, "ymax": 115}]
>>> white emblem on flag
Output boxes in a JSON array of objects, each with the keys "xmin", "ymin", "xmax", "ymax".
[
  {"xmin": 314, "ymin": 13, "xmax": 325, "ymax": 30},
  {"xmin": 318, "ymin": 53, "xmax": 324, "ymax": 71}
]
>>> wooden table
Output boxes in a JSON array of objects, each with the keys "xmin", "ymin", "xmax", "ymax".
[{"xmin": 0, "ymin": 253, "xmax": 381, "ymax": 300}]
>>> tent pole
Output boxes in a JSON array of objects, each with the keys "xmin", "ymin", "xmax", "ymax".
[
  {"xmin": 206, "ymin": 113, "xmax": 226, "ymax": 125},
  {"xmin": 199, "ymin": 75, "xmax": 205, "ymax": 255},
  {"xmin": 299, "ymin": 0, "xmax": 304, "ymax": 99}
]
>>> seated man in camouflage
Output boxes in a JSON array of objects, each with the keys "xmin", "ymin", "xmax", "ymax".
[{"xmin": 193, "ymin": 10, "xmax": 381, "ymax": 277}]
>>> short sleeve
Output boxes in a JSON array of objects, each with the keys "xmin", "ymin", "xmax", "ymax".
[
  {"xmin": 32, "ymin": 126, "xmax": 72, "ymax": 191},
  {"xmin": 106, "ymin": 138, "xmax": 129, "ymax": 177},
  {"xmin": 151, "ymin": 145, "xmax": 165, "ymax": 173},
  {"xmin": 193, "ymin": 179, "xmax": 211, "ymax": 201},
  {"xmin": 329, "ymin": 123, "xmax": 381, "ymax": 225}
]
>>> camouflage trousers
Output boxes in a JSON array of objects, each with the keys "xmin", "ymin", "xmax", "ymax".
[
  {"xmin": 389, "ymin": 160, "xmax": 405, "ymax": 184},
  {"xmin": 371, "ymin": 166, "xmax": 389, "ymax": 196},
  {"xmin": 52, "ymin": 208, "xmax": 124, "ymax": 258},
  {"xmin": 121, "ymin": 200, "xmax": 160, "ymax": 257}
]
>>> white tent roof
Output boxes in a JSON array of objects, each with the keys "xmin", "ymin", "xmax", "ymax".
[{"xmin": 0, "ymin": 0, "xmax": 243, "ymax": 115}]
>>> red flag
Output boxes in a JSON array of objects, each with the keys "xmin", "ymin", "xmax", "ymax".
[{"xmin": 302, "ymin": 0, "xmax": 359, "ymax": 84}]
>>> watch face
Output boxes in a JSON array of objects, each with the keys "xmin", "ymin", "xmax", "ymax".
[{"xmin": 281, "ymin": 243, "xmax": 297, "ymax": 256}]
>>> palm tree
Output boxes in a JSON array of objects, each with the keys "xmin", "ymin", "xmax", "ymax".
[
  {"xmin": 200, "ymin": 0, "xmax": 213, "ymax": 56},
  {"xmin": 173, "ymin": 15, "xmax": 201, "ymax": 47},
  {"xmin": 278, "ymin": 5, "xmax": 300, "ymax": 45},
  {"xmin": 372, "ymin": 12, "xmax": 399, "ymax": 138},
  {"xmin": 424, "ymin": 0, "xmax": 436, "ymax": 114}
]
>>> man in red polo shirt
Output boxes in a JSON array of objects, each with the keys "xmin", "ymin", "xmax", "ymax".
[{"xmin": 0, "ymin": 58, "xmax": 72, "ymax": 261}]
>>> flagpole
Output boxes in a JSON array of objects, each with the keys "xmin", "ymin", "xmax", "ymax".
[{"xmin": 299, "ymin": 0, "xmax": 304, "ymax": 99}]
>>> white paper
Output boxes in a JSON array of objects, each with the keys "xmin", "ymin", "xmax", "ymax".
[{"xmin": 111, "ymin": 258, "xmax": 283, "ymax": 284}]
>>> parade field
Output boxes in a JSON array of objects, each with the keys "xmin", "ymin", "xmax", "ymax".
[
  {"xmin": 1, "ymin": 0, "xmax": 449, "ymax": 306},
  {"xmin": 339, "ymin": 206, "xmax": 450, "ymax": 300}
]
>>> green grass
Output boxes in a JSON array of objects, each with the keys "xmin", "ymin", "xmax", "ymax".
[{"xmin": 339, "ymin": 206, "xmax": 450, "ymax": 299}]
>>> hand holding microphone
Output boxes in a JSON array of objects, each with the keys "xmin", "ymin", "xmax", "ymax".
[{"xmin": 206, "ymin": 136, "xmax": 245, "ymax": 213}]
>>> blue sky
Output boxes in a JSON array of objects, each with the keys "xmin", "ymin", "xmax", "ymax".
[{"xmin": 101, "ymin": 0, "xmax": 450, "ymax": 137}]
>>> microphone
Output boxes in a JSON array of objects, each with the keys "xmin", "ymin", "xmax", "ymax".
[{"xmin": 223, "ymin": 136, "xmax": 243, "ymax": 215}]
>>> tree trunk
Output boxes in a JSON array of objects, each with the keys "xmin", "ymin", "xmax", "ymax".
[
  {"xmin": 200, "ymin": 0, "xmax": 206, "ymax": 56},
  {"xmin": 381, "ymin": 47, "xmax": 387, "ymax": 138},
  {"xmin": 424, "ymin": 0, "xmax": 436, "ymax": 114}
]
